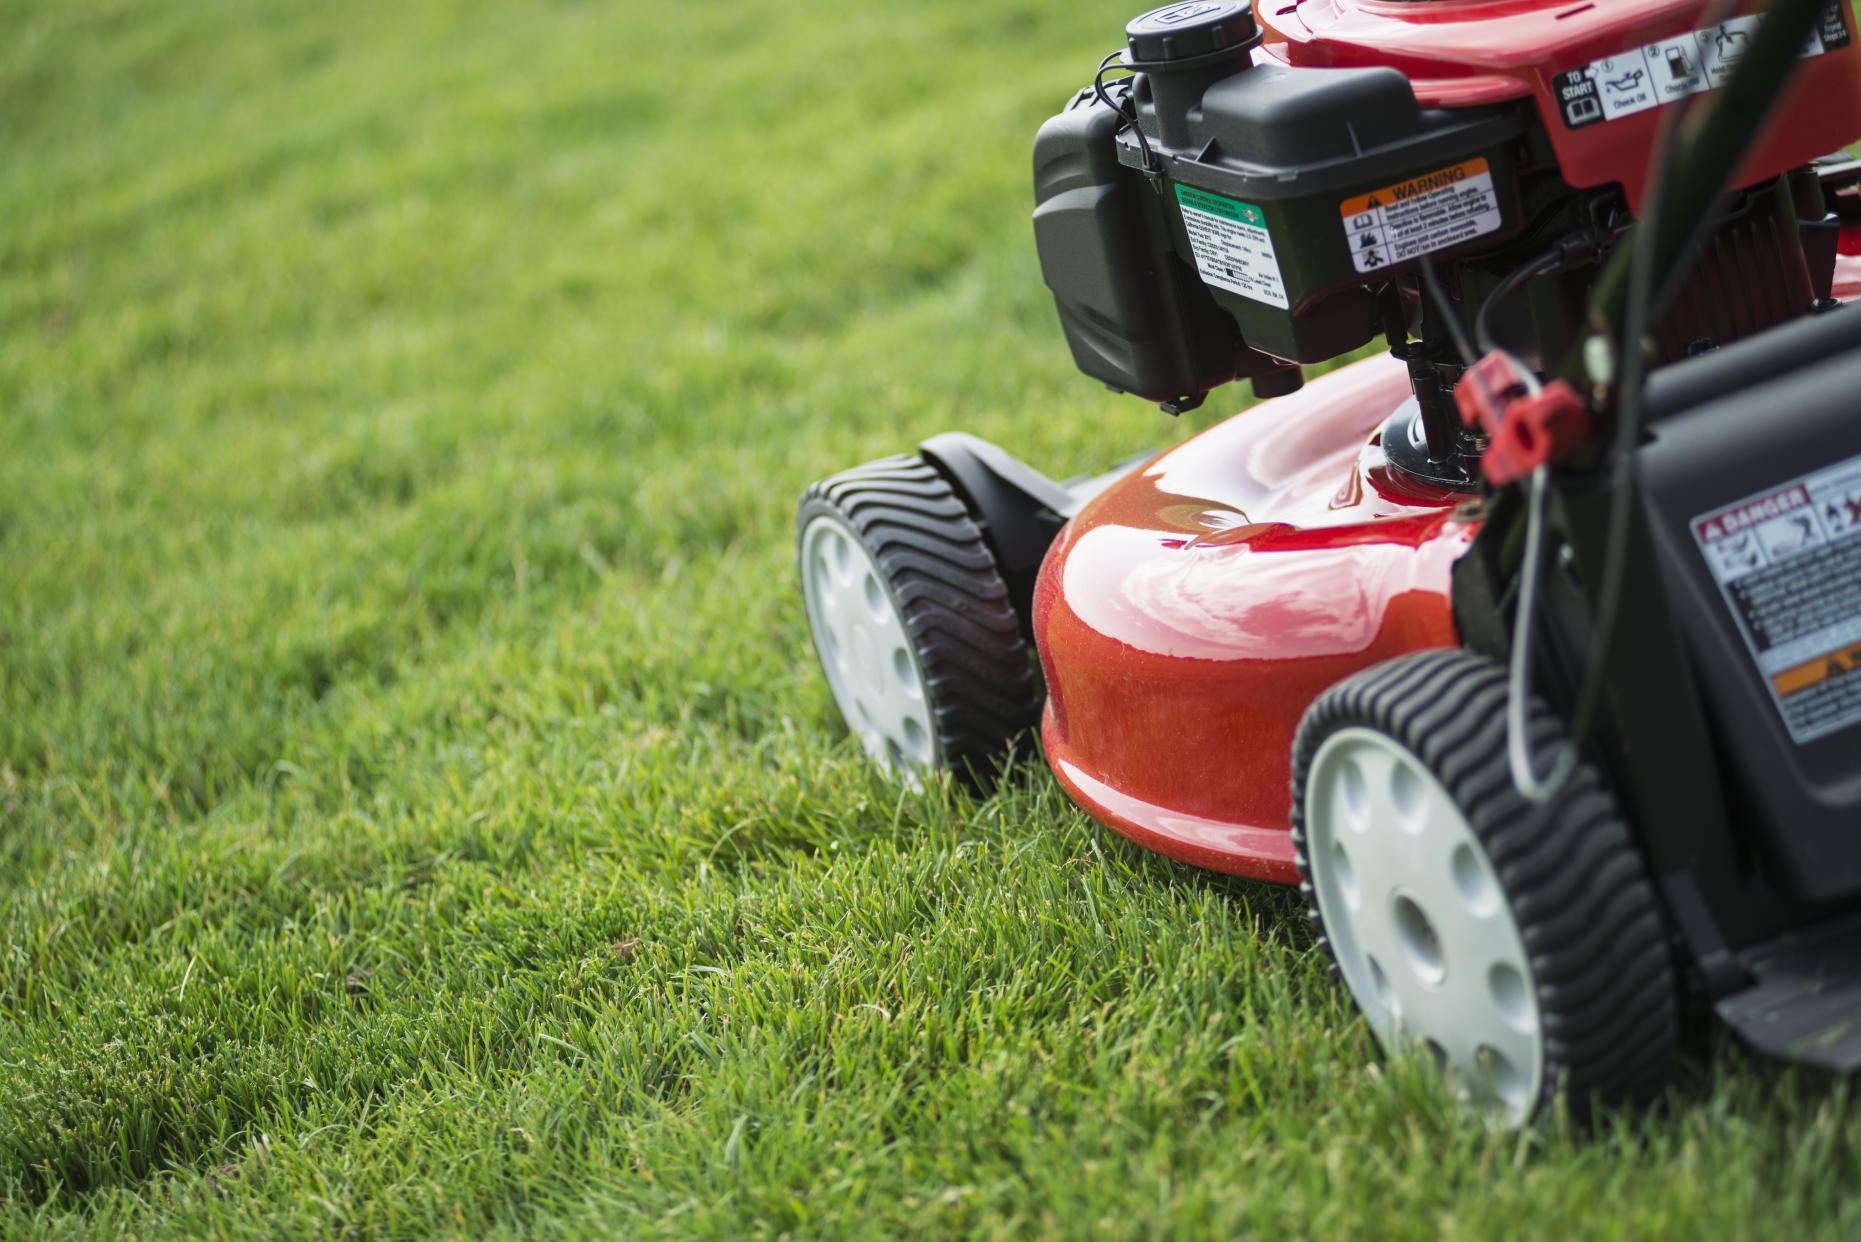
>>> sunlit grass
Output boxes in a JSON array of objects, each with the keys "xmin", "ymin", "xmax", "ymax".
[{"xmin": 3, "ymin": 1, "xmax": 1860, "ymax": 1237}]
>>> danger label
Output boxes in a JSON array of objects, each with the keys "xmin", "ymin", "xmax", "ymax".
[
  {"xmin": 1337, "ymin": 158, "xmax": 1502, "ymax": 275},
  {"xmin": 1693, "ymin": 450, "xmax": 1861, "ymax": 744},
  {"xmin": 1552, "ymin": 1, "xmax": 1851, "ymax": 131},
  {"xmin": 1175, "ymin": 185, "xmax": 1289, "ymax": 309}
]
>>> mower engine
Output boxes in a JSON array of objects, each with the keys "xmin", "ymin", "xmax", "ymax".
[{"xmin": 1034, "ymin": 0, "xmax": 1861, "ymax": 482}]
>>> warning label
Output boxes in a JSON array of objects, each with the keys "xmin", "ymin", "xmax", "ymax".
[
  {"xmin": 1693, "ymin": 450, "xmax": 1861, "ymax": 743},
  {"xmin": 1175, "ymin": 185, "xmax": 1288, "ymax": 309},
  {"xmin": 1552, "ymin": 1, "xmax": 1851, "ymax": 131},
  {"xmin": 1337, "ymin": 158, "xmax": 1503, "ymax": 274}
]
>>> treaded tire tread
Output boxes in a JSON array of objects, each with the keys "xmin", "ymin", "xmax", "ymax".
[
  {"xmin": 798, "ymin": 455, "xmax": 1040, "ymax": 785},
  {"xmin": 1289, "ymin": 647, "xmax": 1680, "ymax": 1125}
]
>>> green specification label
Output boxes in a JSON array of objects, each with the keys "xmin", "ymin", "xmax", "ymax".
[
  {"xmin": 1177, "ymin": 185, "xmax": 1266, "ymax": 226},
  {"xmin": 1174, "ymin": 185, "xmax": 1287, "ymax": 309}
]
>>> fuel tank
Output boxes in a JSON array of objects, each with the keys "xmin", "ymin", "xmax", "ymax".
[{"xmin": 1031, "ymin": 354, "xmax": 1476, "ymax": 882}]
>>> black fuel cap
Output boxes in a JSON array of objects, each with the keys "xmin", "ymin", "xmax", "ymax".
[{"xmin": 1125, "ymin": 1, "xmax": 1258, "ymax": 63}]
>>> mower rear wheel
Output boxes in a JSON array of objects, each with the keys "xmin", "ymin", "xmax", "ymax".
[
  {"xmin": 1291, "ymin": 648, "xmax": 1679, "ymax": 1127},
  {"xmin": 797, "ymin": 455, "xmax": 1040, "ymax": 786}
]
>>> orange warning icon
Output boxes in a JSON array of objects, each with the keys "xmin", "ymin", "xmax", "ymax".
[{"xmin": 1772, "ymin": 639, "xmax": 1861, "ymax": 697}]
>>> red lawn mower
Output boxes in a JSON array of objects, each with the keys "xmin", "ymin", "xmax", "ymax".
[{"xmin": 797, "ymin": 0, "xmax": 1861, "ymax": 1125}]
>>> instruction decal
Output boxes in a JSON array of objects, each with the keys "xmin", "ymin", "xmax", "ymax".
[
  {"xmin": 1175, "ymin": 185, "xmax": 1289, "ymax": 309},
  {"xmin": 1693, "ymin": 450, "xmax": 1861, "ymax": 744},
  {"xmin": 1337, "ymin": 157, "xmax": 1503, "ymax": 274},
  {"xmin": 1553, "ymin": 1, "xmax": 1851, "ymax": 130}
]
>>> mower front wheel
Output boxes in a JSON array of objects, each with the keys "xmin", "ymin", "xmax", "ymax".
[
  {"xmin": 796, "ymin": 455, "xmax": 1040, "ymax": 786},
  {"xmin": 1290, "ymin": 648, "xmax": 1679, "ymax": 1127}
]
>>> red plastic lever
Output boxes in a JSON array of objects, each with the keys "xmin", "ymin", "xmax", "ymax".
[{"xmin": 1455, "ymin": 352, "xmax": 1591, "ymax": 488}]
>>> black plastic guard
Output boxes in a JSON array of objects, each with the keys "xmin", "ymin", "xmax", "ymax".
[
  {"xmin": 1717, "ymin": 911, "xmax": 1861, "ymax": 1072},
  {"xmin": 916, "ymin": 433, "xmax": 1072, "ymax": 647},
  {"xmin": 1637, "ymin": 320, "xmax": 1861, "ymax": 902}
]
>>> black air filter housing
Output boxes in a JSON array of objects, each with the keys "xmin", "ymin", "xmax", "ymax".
[
  {"xmin": 1120, "ymin": 57, "xmax": 1527, "ymax": 363},
  {"xmin": 1032, "ymin": 88, "xmax": 1271, "ymax": 407}
]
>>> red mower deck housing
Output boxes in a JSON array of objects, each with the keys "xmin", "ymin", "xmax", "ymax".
[
  {"xmin": 1033, "ymin": 356, "xmax": 1468, "ymax": 883},
  {"xmin": 1035, "ymin": 256, "xmax": 1861, "ymax": 884}
]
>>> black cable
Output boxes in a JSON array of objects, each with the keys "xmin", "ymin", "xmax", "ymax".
[
  {"xmin": 1421, "ymin": 251, "xmax": 1589, "ymax": 802},
  {"xmin": 1487, "ymin": 0, "xmax": 1830, "ymax": 783},
  {"xmin": 1419, "ymin": 253, "xmax": 1523, "ymax": 431},
  {"xmin": 1408, "ymin": 0, "xmax": 1811, "ymax": 800},
  {"xmin": 1091, "ymin": 50, "xmax": 1125, "ymax": 112},
  {"xmin": 1093, "ymin": 51, "xmax": 1157, "ymax": 176},
  {"xmin": 1417, "ymin": 255, "xmax": 1476, "ymax": 366},
  {"xmin": 1562, "ymin": 104, "xmax": 1679, "ymax": 749},
  {"xmin": 1564, "ymin": 0, "xmax": 1790, "ymax": 748},
  {"xmin": 1561, "ymin": 0, "xmax": 1819, "ymax": 385},
  {"xmin": 1420, "ymin": 255, "xmax": 1583, "ymax": 801},
  {"xmin": 1473, "ymin": 246, "xmax": 1564, "ymax": 359}
]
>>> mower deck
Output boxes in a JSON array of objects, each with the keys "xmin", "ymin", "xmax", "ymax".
[{"xmin": 1032, "ymin": 354, "xmax": 1474, "ymax": 883}]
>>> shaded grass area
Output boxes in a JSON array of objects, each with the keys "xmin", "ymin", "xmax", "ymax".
[{"xmin": 4, "ymin": 0, "xmax": 1861, "ymax": 1236}]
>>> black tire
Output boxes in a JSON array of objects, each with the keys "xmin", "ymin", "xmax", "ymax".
[
  {"xmin": 1290, "ymin": 647, "xmax": 1679, "ymax": 1126},
  {"xmin": 796, "ymin": 454, "xmax": 1040, "ymax": 785}
]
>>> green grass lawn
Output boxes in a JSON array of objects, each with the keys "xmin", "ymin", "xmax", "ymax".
[{"xmin": 3, "ymin": 1, "xmax": 1859, "ymax": 1237}]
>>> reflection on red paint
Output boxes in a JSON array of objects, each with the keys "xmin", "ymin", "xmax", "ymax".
[
  {"xmin": 1034, "ymin": 353, "xmax": 1472, "ymax": 884},
  {"xmin": 1836, "ymin": 252, "xmax": 1861, "ymax": 298}
]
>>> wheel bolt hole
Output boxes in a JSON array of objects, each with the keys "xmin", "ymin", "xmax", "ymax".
[
  {"xmin": 1340, "ymin": 760, "xmax": 1369, "ymax": 830},
  {"xmin": 1365, "ymin": 953, "xmax": 1391, "ymax": 1003},
  {"xmin": 1487, "ymin": 962, "xmax": 1534, "ymax": 1033},
  {"xmin": 1392, "ymin": 893, "xmax": 1446, "ymax": 987},
  {"xmin": 1451, "ymin": 842, "xmax": 1501, "ymax": 918},
  {"xmin": 1474, "ymin": 1044, "xmax": 1525, "ymax": 1107},
  {"xmin": 814, "ymin": 553, "xmax": 838, "ymax": 606},
  {"xmin": 901, "ymin": 716, "xmax": 929, "ymax": 759},
  {"xmin": 892, "ymin": 647, "xmax": 918, "ymax": 695},
  {"xmin": 1390, "ymin": 762, "xmax": 1427, "ymax": 832},
  {"xmin": 1331, "ymin": 839, "xmax": 1358, "ymax": 908}
]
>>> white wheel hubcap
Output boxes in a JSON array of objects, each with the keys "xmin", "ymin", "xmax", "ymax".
[
  {"xmin": 800, "ymin": 514, "xmax": 937, "ymax": 777},
  {"xmin": 1306, "ymin": 727, "xmax": 1545, "ymax": 1125}
]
